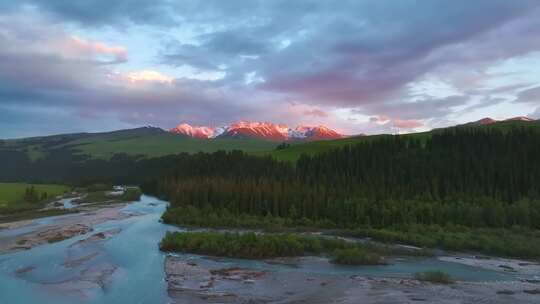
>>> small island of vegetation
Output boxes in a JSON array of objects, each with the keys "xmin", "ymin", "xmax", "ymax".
[{"xmin": 160, "ymin": 231, "xmax": 395, "ymax": 264}]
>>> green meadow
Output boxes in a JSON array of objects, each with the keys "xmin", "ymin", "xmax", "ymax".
[{"xmin": 0, "ymin": 183, "xmax": 69, "ymax": 209}]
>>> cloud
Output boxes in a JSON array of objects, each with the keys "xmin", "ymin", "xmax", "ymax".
[
  {"xmin": 157, "ymin": 0, "xmax": 540, "ymax": 123},
  {"xmin": 303, "ymin": 109, "xmax": 328, "ymax": 118},
  {"xmin": 393, "ymin": 119, "xmax": 423, "ymax": 129},
  {"xmin": 367, "ymin": 115, "xmax": 423, "ymax": 130},
  {"xmin": 2, "ymin": 1, "xmax": 540, "ymax": 137},
  {"xmin": 124, "ymin": 70, "xmax": 173, "ymax": 84},
  {"xmin": 517, "ymin": 86, "xmax": 540, "ymax": 103},
  {"xmin": 2, "ymin": 1, "xmax": 177, "ymax": 27},
  {"xmin": 67, "ymin": 36, "xmax": 127, "ymax": 63},
  {"xmin": 531, "ymin": 107, "xmax": 540, "ymax": 119},
  {"xmin": 0, "ymin": 10, "xmax": 267, "ymax": 137}
]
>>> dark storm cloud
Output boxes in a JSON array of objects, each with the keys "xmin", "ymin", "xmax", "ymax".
[
  {"xmin": 352, "ymin": 95, "xmax": 471, "ymax": 121},
  {"xmin": 1, "ymin": 0, "xmax": 176, "ymax": 27},
  {"xmin": 532, "ymin": 108, "xmax": 540, "ymax": 119},
  {"xmin": 1, "ymin": 0, "xmax": 540, "ymax": 137},
  {"xmin": 157, "ymin": 0, "xmax": 540, "ymax": 113},
  {"xmin": 517, "ymin": 86, "xmax": 540, "ymax": 104}
]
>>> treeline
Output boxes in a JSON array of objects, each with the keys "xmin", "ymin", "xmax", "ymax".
[
  {"xmin": 157, "ymin": 127, "xmax": 540, "ymax": 230},
  {"xmin": 0, "ymin": 148, "xmax": 179, "ymax": 187},
  {"xmin": 23, "ymin": 186, "xmax": 48, "ymax": 203}
]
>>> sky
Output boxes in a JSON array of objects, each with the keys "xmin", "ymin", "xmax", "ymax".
[{"xmin": 1, "ymin": 0, "xmax": 540, "ymax": 138}]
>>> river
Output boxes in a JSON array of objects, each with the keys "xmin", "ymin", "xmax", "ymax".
[{"xmin": 0, "ymin": 195, "xmax": 534, "ymax": 304}]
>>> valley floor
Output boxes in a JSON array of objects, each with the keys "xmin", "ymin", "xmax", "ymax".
[
  {"xmin": 166, "ymin": 256, "xmax": 540, "ymax": 304},
  {"xmin": 0, "ymin": 196, "xmax": 539, "ymax": 304}
]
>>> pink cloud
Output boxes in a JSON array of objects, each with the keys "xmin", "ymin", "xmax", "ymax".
[
  {"xmin": 125, "ymin": 70, "xmax": 173, "ymax": 84},
  {"xmin": 393, "ymin": 119, "xmax": 423, "ymax": 129},
  {"xmin": 303, "ymin": 109, "xmax": 328, "ymax": 117},
  {"xmin": 369, "ymin": 115, "xmax": 390, "ymax": 124},
  {"xmin": 368, "ymin": 115, "xmax": 423, "ymax": 130},
  {"xmin": 66, "ymin": 35, "xmax": 127, "ymax": 63}
]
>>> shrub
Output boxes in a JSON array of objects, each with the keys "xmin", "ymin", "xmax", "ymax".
[
  {"xmin": 414, "ymin": 270, "xmax": 454, "ymax": 284},
  {"xmin": 332, "ymin": 248, "xmax": 382, "ymax": 265}
]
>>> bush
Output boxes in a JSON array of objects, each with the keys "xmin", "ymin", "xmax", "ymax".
[
  {"xmin": 414, "ymin": 271, "xmax": 454, "ymax": 284},
  {"xmin": 159, "ymin": 231, "xmax": 381, "ymax": 260},
  {"xmin": 120, "ymin": 187, "xmax": 142, "ymax": 201},
  {"xmin": 85, "ymin": 184, "xmax": 113, "ymax": 192},
  {"xmin": 332, "ymin": 248, "xmax": 382, "ymax": 265}
]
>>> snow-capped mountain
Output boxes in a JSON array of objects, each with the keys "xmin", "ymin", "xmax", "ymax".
[
  {"xmin": 169, "ymin": 123, "xmax": 216, "ymax": 139},
  {"xmin": 473, "ymin": 118, "xmax": 498, "ymax": 125},
  {"xmin": 169, "ymin": 121, "xmax": 344, "ymax": 141},
  {"xmin": 468, "ymin": 116, "xmax": 535, "ymax": 125},
  {"xmin": 505, "ymin": 116, "xmax": 535, "ymax": 122}
]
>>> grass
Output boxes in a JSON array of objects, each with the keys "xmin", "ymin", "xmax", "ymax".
[
  {"xmin": 79, "ymin": 187, "xmax": 141, "ymax": 204},
  {"xmin": 73, "ymin": 133, "xmax": 278, "ymax": 159},
  {"xmin": 0, "ymin": 209, "xmax": 77, "ymax": 224},
  {"xmin": 331, "ymin": 248, "xmax": 383, "ymax": 265},
  {"xmin": 348, "ymin": 225, "xmax": 540, "ymax": 258},
  {"xmin": 0, "ymin": 183, "xmax": 69, "ymax": 210},
  {"xmin": 4, "ymin": 128, "xmax": 278, "ymax": 160},
  {"xmin": 414, "ymin": 271, "xmax": 454, "ymax": 284}
]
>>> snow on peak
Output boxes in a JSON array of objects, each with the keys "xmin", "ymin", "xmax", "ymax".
[
  {"xmin": 505, "ymin": 116, "xmax": 534, "ymax": 122},
  {"xmin": 468, "ymin": 116, "xmax": 535, "ymax": 126},
  {"xmin": 169, "ymin": 123, "xmax": 216, "ymax": 139},
  {"xmin": 474, "ymin": 118, "xmax": 498, "ymax": 125},
  {"xmin": 169, "ymin": 121, "xmax": 344, "ymax": 141}
]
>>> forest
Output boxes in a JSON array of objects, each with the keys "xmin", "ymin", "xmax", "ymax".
[{"xmin": 155, "ymin": 127, "xmax": 540, "ymax": 230}]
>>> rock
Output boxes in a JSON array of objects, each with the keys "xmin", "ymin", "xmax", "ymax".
[
  {"xmin": 14, "ymin": 266, "xmax": 36, "ymax": 275},
  {"xmin": 80, "ymin": 264, "xmax": 117, "ymax": 290},
  {"xmin": 70, "ymin": 228, "xmax": 121, "ymax": 247},
  {"xmin": 210, "ymin": 267, "xmax": 265, "ymax": 280},
  {"xmin": 474, "ymin": 255, "xmax": 491, "ymax": 260},
  {"xmin": 523, "ymin": 289, "xmax": 540, "ymax": 295},
  {"xmin": 15, "ymin": 224, "xmax": 93, "ymax": 248},
  {"xmin": 498, "ymin": 265, "xmax": 516, "ymax": 271},
  {"xmin": 63, "ymin": 252, "xmax": 100, "ymax": 268}
]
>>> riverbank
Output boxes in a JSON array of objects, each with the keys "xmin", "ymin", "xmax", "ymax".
[
  {"xmin": 165, "ymin": 255, "xmax": 540, "ymax": 304},
  {"xmin": 0, "ymin": 185, "xmax": 141, "ymax": 224},
  {"xmin": 0, "ymin": 195, "xmax": 172, "ymax": 304},
  {"xmin": 0, "ymin": 203, "xmax": 131, "ymax": 254}
]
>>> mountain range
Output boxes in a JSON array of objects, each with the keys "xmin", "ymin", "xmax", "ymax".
[
  {"xmin": 467, "ymin": 116, "xmax": 535, "ymax": 126},
  {"xmin": 170, "ymin": 121, "xmax": 344, "ymax": 141},
  {"xmin": 0, "ymin": 116, "xmax": 537, "ymax": 163}
]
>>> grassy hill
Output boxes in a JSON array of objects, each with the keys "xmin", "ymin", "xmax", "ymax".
[
  {"xmin": 0, "ymin": 127, "xmax": 277, "ymax": 160},
  {"xmin": 1, "ymin": 120, "xmax": 538, "ymax": 162}
]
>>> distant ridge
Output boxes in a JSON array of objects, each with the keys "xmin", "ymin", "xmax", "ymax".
[
  {"xmin": 170, "ymin": 121, "xmax": 345, "ymax": 141},
  {"xmin": 465, "ymin": 116, "xmax": 535, "ymax": 126}
]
